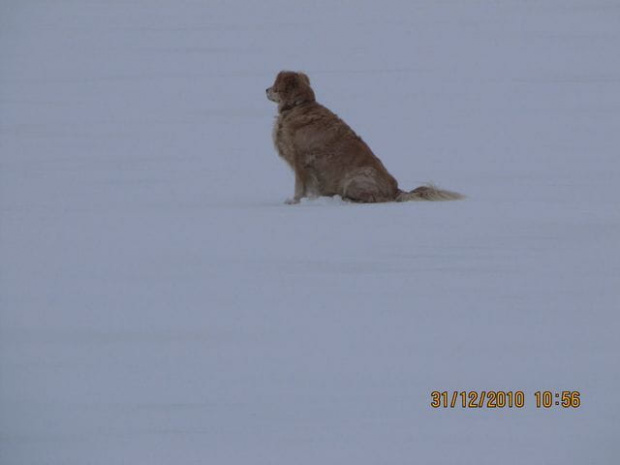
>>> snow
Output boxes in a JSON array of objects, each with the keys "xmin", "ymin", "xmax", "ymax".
[{"xmin": 1, "ymin": 0, "xmax": 619, "ymax": 463}]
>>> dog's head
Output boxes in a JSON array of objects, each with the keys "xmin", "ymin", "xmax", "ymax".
[{"xmin": 266, "ymin": 71, "xmax": 315, "ymax": 111}]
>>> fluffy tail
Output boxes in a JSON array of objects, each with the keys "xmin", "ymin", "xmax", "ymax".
[{"xmin": 395, "ymin": 183, "xmax": 464, "ymax": 202}]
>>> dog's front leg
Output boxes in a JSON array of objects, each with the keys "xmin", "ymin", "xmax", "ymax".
[{"xmin": 285, "ymin": 171, "xmax": 307, "ymax": 204}]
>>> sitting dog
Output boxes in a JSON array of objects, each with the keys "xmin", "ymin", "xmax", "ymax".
[{"xmin": 266, "ymin": 71, "xmax": 463, "ymax": 204}]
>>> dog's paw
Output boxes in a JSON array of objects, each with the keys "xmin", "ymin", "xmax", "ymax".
[{"xmin": 284, "ymin": 197, "xmax": 300, "ymax": 205}]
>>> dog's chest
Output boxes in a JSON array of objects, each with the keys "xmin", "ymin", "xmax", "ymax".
[{"xmin": 272, "ymin": 116, "xmax": 293, "ymax": 162}]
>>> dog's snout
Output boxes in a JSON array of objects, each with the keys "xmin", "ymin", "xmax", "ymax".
[{"xmin": 266, "ymin": 88, "xmax": 270, "ymax": 93}]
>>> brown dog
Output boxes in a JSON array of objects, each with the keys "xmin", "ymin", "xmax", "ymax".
[{"xmin": 266, "ymin": 71, "xmax": 463, "ymax": 204}]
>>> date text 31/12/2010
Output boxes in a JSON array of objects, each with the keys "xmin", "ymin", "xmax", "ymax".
[{"xmin": 430, "ymin": 391, "xmax": 581, "ymax": 409}]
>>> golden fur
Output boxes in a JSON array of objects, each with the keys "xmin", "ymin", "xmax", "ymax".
[{"xmin": 266, "ymin": 71, "xmax": 463, "ymax": 204}]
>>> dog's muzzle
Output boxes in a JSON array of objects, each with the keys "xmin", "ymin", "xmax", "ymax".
[{"xmin": 266, "ymin": 87, "xmax": 276, "ymax": 102}]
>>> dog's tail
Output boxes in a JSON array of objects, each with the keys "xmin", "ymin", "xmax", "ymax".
[{"xmin": 395, "ymin": 183, "xmax": 464, "ymax": 202}]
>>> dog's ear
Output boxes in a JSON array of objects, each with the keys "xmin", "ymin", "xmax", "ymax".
[
  {"xmin": 275, "ymin": 71, "xmax": 288, "ymax": 86},
  {"xmin": 298, "ymin": 72, "xmax": 311, "ymax": 86}
]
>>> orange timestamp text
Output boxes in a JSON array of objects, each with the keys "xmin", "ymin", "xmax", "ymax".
[{"xmin": 430, "ymin": 390, "xmax": 581, "ymax": 409}]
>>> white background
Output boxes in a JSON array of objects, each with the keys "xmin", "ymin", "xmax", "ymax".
[{"xmin": 1, "ymin": 1, "xmax": 619, "ymax": 463}]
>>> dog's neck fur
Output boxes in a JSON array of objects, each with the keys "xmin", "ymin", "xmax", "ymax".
[
  {"xmin": 278, "ymin": 86, "xmax": 316, "ymax": 113},
  {"xmin": 279, "ymin": 99, "xmax": 313, "ymax": 113}
]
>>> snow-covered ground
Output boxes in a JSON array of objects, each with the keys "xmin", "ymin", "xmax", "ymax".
[{"xmin": 1, "ymin": 1, "xmax": 619, "ymax": 463}]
